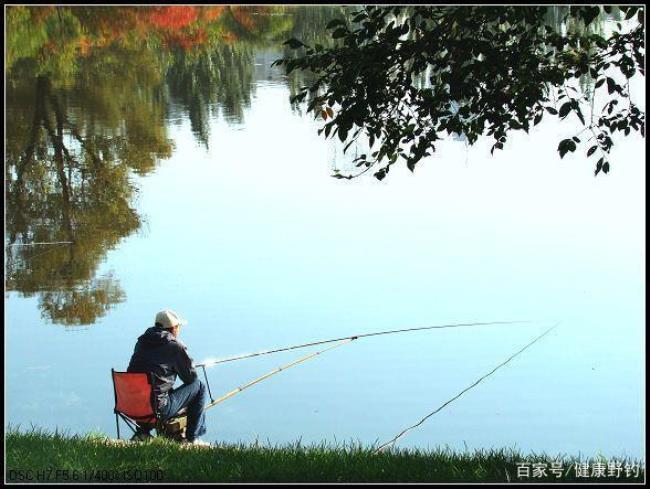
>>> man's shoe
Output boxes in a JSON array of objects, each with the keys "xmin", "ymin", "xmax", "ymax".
[{"xmin": 186, "ymin": 438, "xmax": 211, "ymax": 447}]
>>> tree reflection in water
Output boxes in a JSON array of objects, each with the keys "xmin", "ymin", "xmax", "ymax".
[{"xmin": 5, "ymin": 6, "xmax": 348, "ymax": 326}]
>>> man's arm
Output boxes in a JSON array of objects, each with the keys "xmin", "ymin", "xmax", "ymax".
[{"xmin": 174, "ymin": 343, "xmax": 198, "ymax": 384}]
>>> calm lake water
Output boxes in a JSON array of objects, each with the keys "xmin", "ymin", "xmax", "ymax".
[{"xmin": 5, "ymin": 7, "xmax": 645, "ymax": 458}]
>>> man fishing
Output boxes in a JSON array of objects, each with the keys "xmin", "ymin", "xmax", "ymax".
[{"xmin": 127, "ymin": 309, "xmax": 209, "ymax": 446}]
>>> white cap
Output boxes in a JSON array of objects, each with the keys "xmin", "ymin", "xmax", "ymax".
[{"xmin": 155, "ymin": 309, "xmax": 188, "ymax": 329}]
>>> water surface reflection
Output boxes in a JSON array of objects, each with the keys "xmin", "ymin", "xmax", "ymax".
[
  {"xmin": 4, "ymin": 6, "xmax": 644, "ymax": 459},
  {"xmin": 6, "ymin": 6, "xmax": 344, "ymax": 325}
]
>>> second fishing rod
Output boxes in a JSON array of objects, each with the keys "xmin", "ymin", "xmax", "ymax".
[{"xmin": 194, "ymin": 319, "xmax": 538, "ymax": 369}]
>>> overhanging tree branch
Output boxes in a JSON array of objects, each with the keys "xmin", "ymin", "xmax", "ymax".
[{"xmin": 275, "ymin": 6, "xmax": 645, "ymax": 180}]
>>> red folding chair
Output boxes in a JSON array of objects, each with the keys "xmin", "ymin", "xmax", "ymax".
[{"xmin": 111, "ymin": 369, "xmax": 187, "ymax": 441}]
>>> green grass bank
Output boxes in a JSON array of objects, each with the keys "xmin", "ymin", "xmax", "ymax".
[{"xmin": 5, "ymin": 428, "xmax": 645, "ymax": 483}]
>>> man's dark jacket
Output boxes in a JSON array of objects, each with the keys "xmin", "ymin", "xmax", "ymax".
[{"xmin": 127, "ymin": 325, "xmax": 197, "ymax": 412}]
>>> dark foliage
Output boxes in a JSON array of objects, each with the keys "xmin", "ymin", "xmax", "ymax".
[{"xmin": 274, "ymin": 6, "xmax": 645, "ymax": 179}]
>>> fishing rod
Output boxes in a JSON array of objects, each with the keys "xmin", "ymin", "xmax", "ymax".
[
  {"xmin": 197, "ymin": 320, "xmax": 548, "ymax": 412},
  {"xmin": 194, "ymin": 320, "xmax": 537, "ymax": 369},
  {"xmin": 202, "ymin": 339, "xmax": 354, "ymax": 411},
  {"xmin": 374, "ymin": 322, "xmax": 559, "ymax": 453}
]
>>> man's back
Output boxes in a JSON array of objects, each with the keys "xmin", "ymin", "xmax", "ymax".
[{"xmin": 127, "ymin": 325, "xmax": 196, "ymax": 412}]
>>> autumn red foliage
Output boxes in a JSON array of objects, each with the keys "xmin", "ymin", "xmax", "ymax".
[
  {"xmin": 162, "ymin": 28, "xmax": 208, "ymax": 50},
  {"xmin": 202, "ymin": 6, "xmax": 226, "ymax": 22},
  {"xmin": 148, "ymin": 6, "xmax": 199, "ymax": 31}
]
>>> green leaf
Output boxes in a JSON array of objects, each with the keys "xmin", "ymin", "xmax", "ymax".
[
  {"xmin": 338, "ymin": 126, "xmax": 348, "ymax": 142},
  {"xmin": 326, "ymin": 19, "xmax": 347, "ymax": 30},
  {"xmin": 558, "ymin": 138, "xmax": 577, "ymax": 158},
  {"xmin": 559, "ymin": 102, "xmax": 571, "ymax": 119},
  {"xmin": 581, "ymin": 6, "xmax": 601, "ymax": 25},
  {"xmin": 324, "ymin": 122, "xmax": 334, "ymax": 138},
  {"xmin": 624, "ymin": 7, "xmax": 638, "ymax": 20},
  {"xmin": 407, "ymin": 159, "xmax": 416, "ymax": 172},
  {"xmin": 574, "ymin": 106, "xmax": 585, "ymax": 125},
  {"xmin": 284, "ymin": 38, "xmax": 304, "ymax": 49}
]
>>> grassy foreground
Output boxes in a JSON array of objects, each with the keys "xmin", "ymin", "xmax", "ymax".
[{"xmin": 5, "ymin": 428, "xmax": 645, "ymax": 483}]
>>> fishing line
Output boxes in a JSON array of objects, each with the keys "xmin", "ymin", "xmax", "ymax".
[
  {"xmin": 203, "ymin": 338, "xmax": 354, "ymax": 412},
  {"xmin": 374, "ymin": 322, "xmax": 560, "ymax": 453},
  {"xmin": 195, "ymin": 320, "xmax": 537, "ymax": 368},
  {"xmin": 6, "ymin": 241, "xmax": 74, "ymax": 246}
]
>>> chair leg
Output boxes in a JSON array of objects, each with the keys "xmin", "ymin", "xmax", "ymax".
[{"xmin": 115, "ymin": 414, "xmax": 120, "ymax": 440}]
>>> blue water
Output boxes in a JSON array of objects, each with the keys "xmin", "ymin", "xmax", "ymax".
[{"xmin": 5, "ymin": 47, "xmax": 645, "ymax": 458}]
